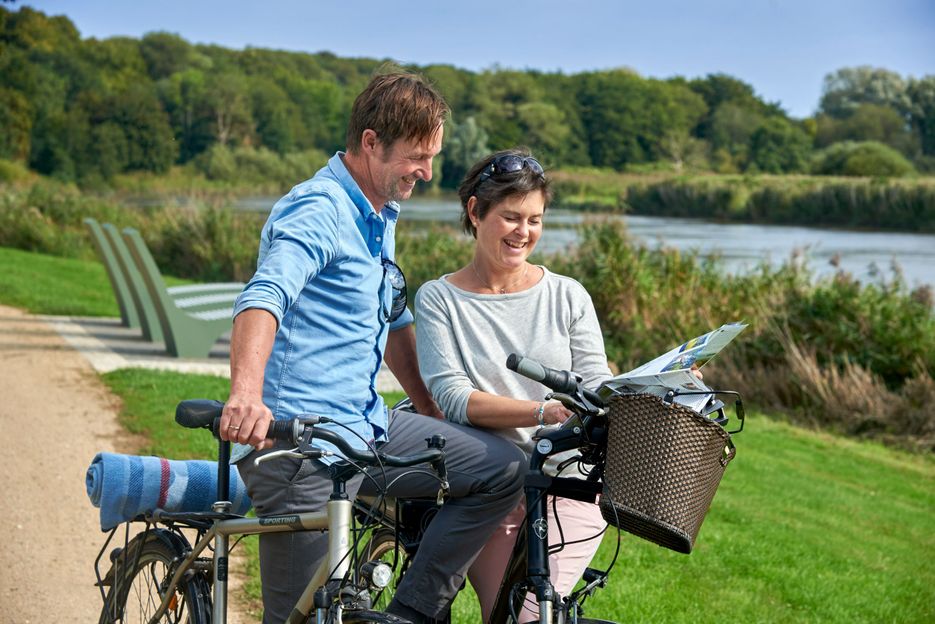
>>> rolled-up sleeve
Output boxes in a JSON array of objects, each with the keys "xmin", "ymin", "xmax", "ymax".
[
  {"xmin": 233, "ymin": 192, "xmax": 340, "ymax": 327},
  {"xmin": 414, "ymin": 283, "xmax": 476, "ymax": 425}
]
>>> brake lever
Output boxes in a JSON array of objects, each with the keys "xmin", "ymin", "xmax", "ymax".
[
  {"xmin": 254, "ymin": 447, "xmax": 326, "ymax": 467},
  {"xmin": 547, "ymin": 392, "xmax": 605, "ymax": 417}
]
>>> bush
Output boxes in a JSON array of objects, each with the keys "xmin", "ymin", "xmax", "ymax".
[
  {"xmin": 543, "ymin": 220, "xmax": 935, "ymax": 449},
  {"xmin": 194, "ymin": 145, "xmax": 329, "ymax": 190},
  {"xmin": 811, "ymin": 141, "xmax": 917, "ymax": 177}
]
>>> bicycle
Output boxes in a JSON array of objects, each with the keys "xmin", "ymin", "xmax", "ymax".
[
  {"xmin": 357, "ymin": 353, "xmax": 745, "ymax": 624},
  {"xmin": 94, "ymin": 399, "xmax": 450, "ymax": 624}
]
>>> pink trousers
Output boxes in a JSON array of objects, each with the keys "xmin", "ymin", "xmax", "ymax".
[{"xmin": 467, "ymin": 496, "xmax": 607, "ymax": 623}]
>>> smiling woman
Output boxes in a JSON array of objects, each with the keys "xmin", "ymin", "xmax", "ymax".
[{"xmin": 414, "ymin": 148, "xmax": 614, "ymax": 623}]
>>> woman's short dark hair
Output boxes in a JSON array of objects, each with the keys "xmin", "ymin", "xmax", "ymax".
[{"xmin": 458, "ymin": 148, "xmax": 552, "ymax": 238}]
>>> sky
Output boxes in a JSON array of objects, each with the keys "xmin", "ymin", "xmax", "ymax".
[{"xmin": 17, "ymin": 0, "xmax": 935, "ymax": 118}]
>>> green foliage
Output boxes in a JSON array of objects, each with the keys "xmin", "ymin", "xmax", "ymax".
[
  {"xmin": 907, "ymin": 76, "xmax": 935, "ymax": 157},
  {"xmin": 395, "ymin": 223, "xmax": 474, "ymax": 296},
  {"xmin": 815, "ymin": 104, "xmax": 918, "ymax": 156},
  {"xmin": 811, "ymin": 141, "xmax": 917, "ymax": 177},
  {"xmin": 545, "ymin": 221, "xmax": 935, "ymax": 446},
  {"xmin": 441, "ymin": 116, "xmax": 489, "ymax": 188},
  {"xmin": 819, "ymin": 66, "xmax": 911, "ymax": 119},
  {"xmin": 620, "ymin": 174, "xmax": 935, "ymax": 231},
  {"xmin": 193, "ymin": 144, "xmax": 329, "ymax": 190},
  {"xmin": 747, "ymin": 117, "xmax": 812, "ymax": 173},
  {"xmin": 3, "ymin": 8, "xmax": 934, "ymax": 183}
]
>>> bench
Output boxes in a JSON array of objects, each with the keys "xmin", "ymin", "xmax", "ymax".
[{"xmin": 84, "ymin": 218, "xmax": 244, "ymax": 358}]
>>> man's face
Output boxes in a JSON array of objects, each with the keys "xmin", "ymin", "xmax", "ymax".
[{"xmin": 371, "ymin": 125, "xmax": 444, "ymax": 205}]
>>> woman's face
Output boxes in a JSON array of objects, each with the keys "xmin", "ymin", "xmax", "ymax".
[{"xmin": 471, "ymin": 190, "xmax": 545, "ymax": 271}]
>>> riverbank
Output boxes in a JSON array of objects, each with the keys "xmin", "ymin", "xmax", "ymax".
[{"xmin": 549, "ymin": 169, "xmax": 935, "ymax": 233}]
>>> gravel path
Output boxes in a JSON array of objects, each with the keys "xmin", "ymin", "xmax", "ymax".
[{"xmin": 0, "ymin": 305, "xmax": 253, "ymax": 623}]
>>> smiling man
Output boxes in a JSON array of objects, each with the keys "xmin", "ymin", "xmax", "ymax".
[{"xmin": 219, "ymin": 72, "xmax": 527, "ymax": 623}]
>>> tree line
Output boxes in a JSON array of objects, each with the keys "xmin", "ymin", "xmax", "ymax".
[{"xmin": 2, "ymin": 6, "xmax": 934, "ymax": 188}]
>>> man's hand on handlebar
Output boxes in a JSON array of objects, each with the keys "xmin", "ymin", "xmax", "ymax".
[{"xmin": 220, "ymin": 394, "xmax": 274, "ymax": 450}]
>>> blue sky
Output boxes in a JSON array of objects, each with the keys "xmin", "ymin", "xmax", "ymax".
[{"xmin": 19, "ymin": 0, "xmax": 935, "ymax": 118}]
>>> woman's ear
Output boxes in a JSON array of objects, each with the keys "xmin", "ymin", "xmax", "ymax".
[{"xmin": 466, "ymin": 196, "xmax": 478, "ymax": 225}]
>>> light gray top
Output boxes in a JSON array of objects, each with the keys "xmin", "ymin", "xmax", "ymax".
[{"xmin": 415, "ymin": 267, "xmax": 611, "ymax": 474}]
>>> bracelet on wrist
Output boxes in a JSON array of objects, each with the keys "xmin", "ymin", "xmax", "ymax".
[{"xmin": 535, "ymin": 402, "xmax": 545, "ymax": 427}]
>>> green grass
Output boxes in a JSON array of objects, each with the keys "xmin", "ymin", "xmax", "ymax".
[
  {"xmin": 0, "ymin": 245, "xmax": 120, "ymax": 316},
  {"xmin": 100, "ymin": 369, "xmax": 934, "ymax": 623},
  {"xmin": 0, "ymin": 245, "xmax": 203, "ymax": 316}
]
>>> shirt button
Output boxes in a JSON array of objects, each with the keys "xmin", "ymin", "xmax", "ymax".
[{"xmin": 375, "ymin": 236, "xmax": 382, "ymax": 242}]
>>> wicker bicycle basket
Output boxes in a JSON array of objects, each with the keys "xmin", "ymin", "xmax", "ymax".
[{"xmin": 599, "ymin": 393, "xmax": 736, "ymax": 554}]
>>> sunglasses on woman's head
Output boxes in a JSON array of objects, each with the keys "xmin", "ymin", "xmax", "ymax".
[{"xmin": 476, "ymin": 155, "xmax": 544, "ymax": 187}]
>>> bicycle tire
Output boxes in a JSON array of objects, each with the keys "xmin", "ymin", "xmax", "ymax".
[
  {"xmin": 99, "ymin": 529, "xmax": 211, "ymax": 624},
  {"xmin": 357, "ymin": 528, "xmax": 410, "ymax": 613}
]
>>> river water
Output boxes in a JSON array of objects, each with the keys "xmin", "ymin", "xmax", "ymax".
[{"xmin": 236, "ymin": 196, "xmax": 935, "ymax": 289}]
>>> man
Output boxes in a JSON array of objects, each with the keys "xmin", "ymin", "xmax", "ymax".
[{"xmin": 220, "ymin": 72, "xmax": 526, "ymax": 623}]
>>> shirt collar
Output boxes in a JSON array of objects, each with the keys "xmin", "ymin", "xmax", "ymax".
[{"xmin": 327, "ymin": 152, "xmax": 400, "ymax": 222}]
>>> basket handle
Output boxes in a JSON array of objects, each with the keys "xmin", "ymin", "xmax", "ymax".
[{"xmin": 664, "ymin": 389, "xmax": 745, "ymax": 434}]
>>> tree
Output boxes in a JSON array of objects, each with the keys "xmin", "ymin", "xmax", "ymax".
[
  {"xmin": 907, "ymin": 76, "xmax": 935, "ymax": 157},
  {"xmin": 139, "ymin": 32, "xmax": 197, "ymax": 80},
  {"xmin": 709, "ymin": 102, "xmax": 762, "ymax": 169},
  {"xmin": 747, "ymin": 117, "xmax": 811, "ymax": 173},
  {"xmin": 814, "ymin": 103, "xmax": 918, "ymax": 156},
  {"xmin": 0, "ymin": 87, "xmax": 32, "ymax": 160},
  {"xmin": 819, "ymin": 66, "xmax": 910, "ymax": 119},
  {"xmin": 441, "ymin": 116, "xmax": 489, "ymax": 188},
  {"xmin": 107, "ymin": 85, "xmax": 177, "ymax": 173},
  {"xmin": 158, "ymin": 69, "xmax": 214, "ymax": 162},
  {"xmin": 202, "ymin": 71, "xmax": 253, "ymax": 147},
  {"xmin": 250, "ymin": 77, "xmax": 301, "ymax": 154},
  {"xmin": 515, "ymin": 101, "xmax": 571, "ymax": 166}
]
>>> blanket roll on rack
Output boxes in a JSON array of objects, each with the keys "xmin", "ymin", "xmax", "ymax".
[{"xmin": 86, "ymin": 452, "xmax": 252, "ymax": 531}]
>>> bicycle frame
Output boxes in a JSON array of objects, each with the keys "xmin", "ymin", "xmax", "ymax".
[
  {"xmin": 516, "ymin": 427, "xmax": 606, "ymax": 624},
  {"xmin": 99, "ymin": 490, "xmax": 360, "ymax": 624}
]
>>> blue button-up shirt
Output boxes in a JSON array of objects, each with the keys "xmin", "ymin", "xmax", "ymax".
[{"xmin": 230, "ymin": 152, "xmax": 413, "ymax": 463}]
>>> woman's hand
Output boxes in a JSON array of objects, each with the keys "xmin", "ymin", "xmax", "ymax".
[{"xmin": 541, "ymin": 400, "xmax": 572, "ymax": 426}]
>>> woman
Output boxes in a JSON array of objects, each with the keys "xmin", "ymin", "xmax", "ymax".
[{"xmin": 415, "ymin": 148, "xmax": 611, "ymax": 623}]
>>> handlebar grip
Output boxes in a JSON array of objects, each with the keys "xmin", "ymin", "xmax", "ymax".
[
  {"xmin": 507, "ymin": 353, "xmax": 579, "ymax": 395},
  {"xmin": 267, "ymin": 419, "xmax": 295, "ymax": 441}
]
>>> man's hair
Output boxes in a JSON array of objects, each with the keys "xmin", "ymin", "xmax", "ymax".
[
  {"xmin": 346, "ymin": 71, "xmax": 450, "ymax": 154},
  {"xmin": 458, "ymin": 148, "xmax": 552, "ymax": 238}
]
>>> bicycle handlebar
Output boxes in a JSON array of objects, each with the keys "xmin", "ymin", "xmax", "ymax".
[
  {"xmin": 506, "ymin": 353, "xmax": 605, "ymax": 408},
  {"xmin": 174, "ymin": 399, "xmax": 447, "ymax": 471}
]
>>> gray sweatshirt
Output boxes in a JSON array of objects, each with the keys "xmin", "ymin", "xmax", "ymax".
[{"xmin": 415, "ymin": 267, "xmax": 611, "ymax": 472}]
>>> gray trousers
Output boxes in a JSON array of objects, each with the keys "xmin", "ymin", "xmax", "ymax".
[{"xmin": 237, "ymin": 409, "xmax": 527, "ymax": 622}]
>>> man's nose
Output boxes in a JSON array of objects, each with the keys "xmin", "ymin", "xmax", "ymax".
[{"xmin": 417, "ymin": 158, "xmax": 433, "ymax": 182}]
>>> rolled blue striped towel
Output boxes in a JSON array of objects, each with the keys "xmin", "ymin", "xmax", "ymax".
[{"xmin": 86, "ymin": 452, "xmax": 252, "ymax": 531}]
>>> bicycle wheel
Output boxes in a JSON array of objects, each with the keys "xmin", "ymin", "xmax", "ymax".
[
  {"xmin": 357, "ymin": 528, "xmax": 409, "ymax": 612},
  {"xmin": 99, "ymin": 530, "xmax": 211, "ymax": 624}
]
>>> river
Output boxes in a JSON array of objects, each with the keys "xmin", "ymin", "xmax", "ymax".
[{"xmin": 236, "ymin": 196, "xmax": 935, "ymax": 289}]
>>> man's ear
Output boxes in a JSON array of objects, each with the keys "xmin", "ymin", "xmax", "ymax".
[{"xmin": 361, "ymin": 129, "xmax": 379, "ymax": 154}]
